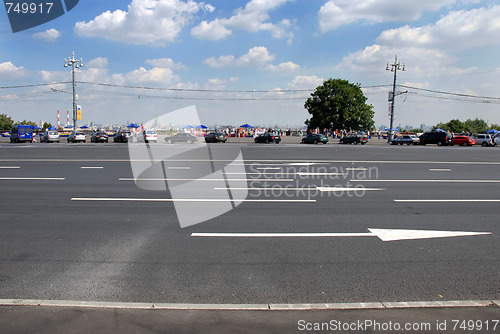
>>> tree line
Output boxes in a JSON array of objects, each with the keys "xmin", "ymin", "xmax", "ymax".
[
  {"xmin": 0, "ymin": 114, "xmax": 52, "ymax": 131},
  {"xmin": 432, "ymin": 118, "xmax": 499, "ymax": 134}
]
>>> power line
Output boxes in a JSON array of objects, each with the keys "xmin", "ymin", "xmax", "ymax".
[
  {"xmin": 400, "ymin": 85, "xmax": 500, "ymax": 101},
  {"xmin": 0, "ymin": 81, "xmax": 70, "ymax": 89}
]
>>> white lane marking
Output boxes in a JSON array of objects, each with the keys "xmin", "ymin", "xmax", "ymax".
[
  {"xmin": 297, "ymin": 172, "xmax": 344, "ymax": 176},
  {"xmin": 256, "ymin": 167, "xmax": 281, "ymax": 170},
  {"xmin": 119, "ymin": 178, "xmax": 294, "ymax": 182},
  {"xmin": 222, "ymin": 172, "xmax": 292, "ymax": 175},
  {"xmin": 167, "ymin": 167, "xmax": 191, "ymax": 170},
  {"xmin": 213, "ymin": 187, "xmax": 385, "ymax": 192},
  {"xmin": 317, "ymin": 187, "xmax": 385, "ymax": 192},
  {"xmin": 351, "ymin": 179, "xmax": 500, "ymax": 183},
  {"xmin": 80, "ymin": 167, "xmax": 104, "ymax": 169},
  {"xmin": 286, "ymin": 163, "xmax": 324, "ymax": 166},
  {"xmin": 0, "ymin": 166, "xmax": 20, "ymax": 169},
  {"xmin": 0, "ymin": 177, "xmax": 65, "ymax": 180},
  {"xmin": 0, "ymin": 299, "xmax": 494, "ymax": 310},
  {"xmin": 193, "ymin": 232, "xmax": 373, "ymax": 238},
  {"xmin": 71, "ymin": 198, "xmax": 316, "ymax": 203},
  {"xmin": 214, "ymin": 187, "xmax": 318, "ymax": 191},
  {"xmin": 192, "ymin": 228, "xmax": 491, "ymax": 241},
  {"xmin": 346, "ymin": 168, "xmax": 368, "ymax": 171},
  {"xmin": 395, "ymin": 199, "xmax": 500, "ymax": 203},
  {"xmin": 429, "ymin": 169, "xmax": 452, "ymax": 172}
]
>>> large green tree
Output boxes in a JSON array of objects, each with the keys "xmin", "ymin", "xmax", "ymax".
[
  {"xmin": 304, "ymin": 78, "xmax": 374, "ymax": 132},
  {"xmin": 0, "ymin": 114, "xmax": 14, "ymax": 131}
]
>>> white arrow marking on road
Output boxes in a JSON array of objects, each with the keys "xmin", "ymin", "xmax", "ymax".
[{"xmin": 191, "ymin": 229, "xmax": 491, "ymax": 242}]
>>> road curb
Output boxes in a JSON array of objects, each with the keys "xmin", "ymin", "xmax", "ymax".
[{"xmin": 0, "ymin": 299, "xmax": 497, "ymax": 311}]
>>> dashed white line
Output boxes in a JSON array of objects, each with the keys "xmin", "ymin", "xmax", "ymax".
[
  {"xmin": 80, "ymin": 167, "xmax": 104, "ymax": 169},
  {"xmin": 429, "ymin": 169, "xmax": 452, "ymax": 172},
  {"xmin": 0, "ymin": 166, "xmax": 20, "ymax": 169},
  {"xmin": 0, "ymin": 177, "xmax": 65, "ymax": 180},
  {"xmin": 119, "ymin": 178, "xmax": 294, "ymax": 182}
]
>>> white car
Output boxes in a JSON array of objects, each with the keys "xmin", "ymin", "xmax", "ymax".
[
  {"xmin": 42, "ymin": 131, "xmax": 59, "ymax": 143},
  {"xmin": 143, "ymin": 130, "xmax": 158, "ymax": 143},
  {"xmin": 473, "ymin": 134, "xmax": 495, "ymax": 147},
  {"xmin": 67, "ymin": 131, "xmax": 86, "ymax": 143}
]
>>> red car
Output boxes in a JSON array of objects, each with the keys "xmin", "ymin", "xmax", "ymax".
[{"xmin": 452, "ymin": 136, "xmax": 475, "ymax": 146}]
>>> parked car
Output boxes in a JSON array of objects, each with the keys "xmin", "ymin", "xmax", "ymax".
[
  {"xmin": 165, "ymin": 132, "xmax": 197, "ymax": 144},
  {"xmin": 67, "ymin": 131, "xmax": 86, "ymax": 143},
  {"xmin": 10, "ymin": 124, "xmax": 33, "ymax": 143},
  {"xmin": 42, "ymin": 130, "xmax": 59, "ymax": 143},
  {"xmin": 451, "ymin": 136, "xmax": 475, "ymax": 146},
  {"xmin": 113, "ymin": 129, "xmax": 131, "ymax": 143},
  {"xmin": 205, "ymin": 132, "xmax": 227, "ymax": 143},
  {"xmin": 302, "ymin": 133, "xmax": 328, "ymax": 144},
  {"xmin": 473, "ymin": 134, "xmax": 495, "ymax": 147},
  {"xmin": 91, "ymin": 131, "xmax": 108, "ymax": 143},
  {"xmin": 143, "ymin": 130, "xmax": 158, "ymax": 143},
  {"xmin": 418, "ymin": 131, "xmax": 453, "ymax": 146},
  {"xmin": 339, "ymin": 134, "xmax": 368, "ymax": 145},
  {"xmin": 390, "ymin": 134, "xmax": 419, "ymax": 145},
  {"xmin": 254, "ymin": 133, "xmax": 281, "ymax": 144}
]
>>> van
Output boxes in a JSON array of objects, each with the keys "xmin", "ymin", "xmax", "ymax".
[
  {"xmin": 418, "ymin": 131, "xmax": 453, "ymax": 146},
  {"xmin": 473, "ymin": 134, "xmax": 495, "ymax": 147},
  {"xmin": 10, "ymin": 125, "xmax": 33, "ymax": 143}
]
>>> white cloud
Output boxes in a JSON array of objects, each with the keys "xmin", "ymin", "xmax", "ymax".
[
  {"xmin": 235, "ymin": 46, "xmax": 275, "ymax": 67},
  {"xmin": 145, "ymin": 58, "xmax": 186, "ymax": 69},
  {"xmin": 287, "ymin": 76, "xmax": 324, "ymax": 90},
  {"xmin": 265, "ymin": 61, "xmax": 300, "ymax": 73},
  {"xmin": 33, "ymin": 29, "xmax": 61, "ymax": 42},
  {"xmin": 203, "ymin": 55, "xmax": 235, "ymax": 68},
  {"xmin": 338, "ymin": 6, "xmax": 500, "ymax": 78},
  {"xmin": 318, "ymin": 0, "xmax": 456, "ymax": 32},
  {"xmin": 0, "ymin": 62, "xmax": 29, "ymax": 78},
  {"xmin": 87, "ymin": 57, "xmax": 109, "ymax": 68},
  {"xmin": 204, "ymin": 47, "xmax": 276, "ymax": 68},
  {"xmin": 123, "ymin": 67, "xmax": 179, "ymax": 83},
  {"xmin": 203, "ymin": 46, "xmax": 302, "ymax": 73},
  {"xmin": 191, "ymin": 0, "xmax": 294, "ymax": 41},
  {"xmin": 74, "ymin": 0, "xmax": 205, "ymax": 46},
  {"xmin": 191, "ymin": 19, "xmax": 232, "ymax": 40},
  {"xmin": 377, "ymin": 6, "xmax": 500, "ymax": 50}
]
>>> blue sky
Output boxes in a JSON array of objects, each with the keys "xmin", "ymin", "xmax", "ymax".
[{"xmin": 1, "ymin": 0, "xmax": 500, "ymax": 128}]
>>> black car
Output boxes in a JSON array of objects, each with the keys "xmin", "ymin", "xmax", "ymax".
[
  {"xmin": 91, "ymin": 131, "xmax": 108, "ymax": 143},
  {"xmin": 254, "ymin": 133, "xmax": 281, "ymax": 144},
  {"xmin": 339, "ymin": 134, "xmax": 368, "ymax": 145},
  {"xmin": 205, "ymin": 132, "xmax": 227, "ymax": 143},
  {"xmin": 418, "ymin": 131, "xmax": 453, "ymax": 146},
  {"xmin": 113, "ymin": 129, "xmax": 131, "ymax": 143},
  {"xmin": 302, "ymin": 133, "xmax": 328, "ymax": 144},
  {"xmin": 165, "ymin": 133, "xmax": 197, "ymax": 144}
]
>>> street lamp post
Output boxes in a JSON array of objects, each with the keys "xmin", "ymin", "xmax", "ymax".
[
  {"xmin": 64, "ymin": 51, "xmax": 83, "ymax": 130},
  {"xmin": 386, "ymin": 55, "xmax": 405, "ymax": 142}
]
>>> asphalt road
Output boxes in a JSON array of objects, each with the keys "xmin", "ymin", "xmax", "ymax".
[{"xmin": 0, "ymin": 141, "xmax": 499, "ymax": 332}]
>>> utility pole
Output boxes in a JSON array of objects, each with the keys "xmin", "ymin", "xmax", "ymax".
[
  {"xmin": 386, "ymin": 55, "xmax": 405, "ymax": 142},
  {"xmin": 64, "ymin": 51, "xmax": 83, "ymax": 130}
]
